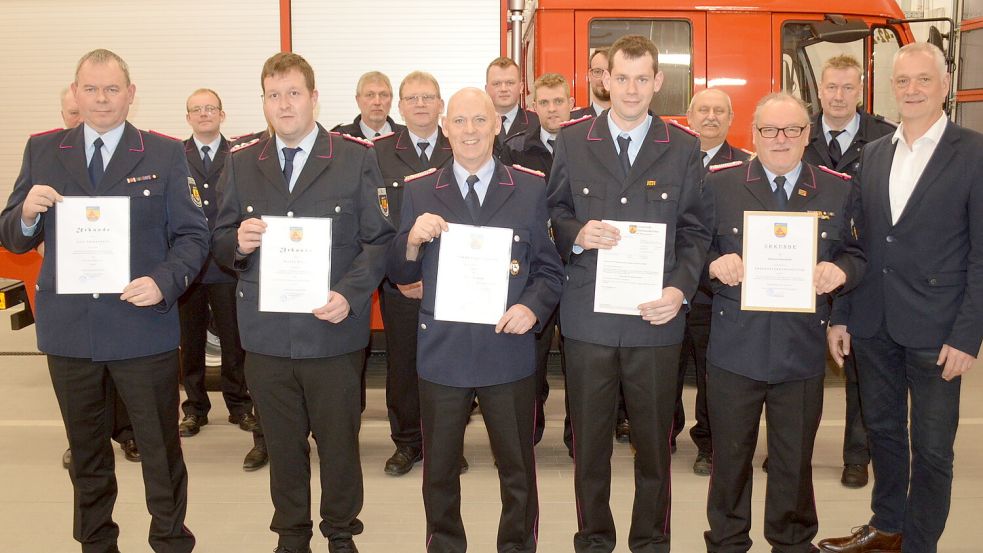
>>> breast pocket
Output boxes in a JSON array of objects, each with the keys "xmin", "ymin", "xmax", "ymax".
[
  {"xmin": 714, "ymin": 218, "xmax": 743, "ymax": 256},
  {"xmin": 572, "ymin": 182, "xmax": 606, "ymax": 221},
  {"xmin": 239, "ymin": 199, "xmax": 269, "ymax": 220},
  {"xmin": 318, "ymin": 199, "xmax": 357, "ymax": 247},
  {"xmin": 645, "ymin": 186, "xmax": 679, "ymax": 219},
  {"xmin": 818, "ymin": 219, "xmax": 844, "ymax": 260}
]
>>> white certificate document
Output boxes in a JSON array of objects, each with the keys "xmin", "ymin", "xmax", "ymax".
[
  {"xmin": 594, "ymin": 220, "xmax": 666, "ymax": 315},
  {"xmin": 434, "ymin": 223, "xmax": 513, "ymax": 325},
  {"xmin": 259, "ymin": 216, "xmax": 331, "ymax": 313},
  {"xmin": 56, "ymin": 196, "xmax": 130, "ymax": 294},
  {"xmin": 741, "ymin": 211, "xmax": 818, "ymax": 313}
]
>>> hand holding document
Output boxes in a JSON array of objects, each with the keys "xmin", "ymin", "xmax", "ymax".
[
  {"xmin": 56, "ymin": 196, "xmax": 130, "ymax": 294},
  {"xmin": 434, "ymin": 223, "xmax": 513, "ymax": 325},
  {"xmin": 741, "ymin": 211, "xmax": 817, "ymax": 313},
  {"xmin": 259, "ymin": 216, "xmax": 331, "ymax": 313},
  {"xmin": 594, "ymin": 220, "xmax": 666, "ymax": 315}
]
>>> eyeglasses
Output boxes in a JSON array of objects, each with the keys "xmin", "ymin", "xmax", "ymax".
[
  {"xmin": 755, "ymin": 125, "xmax": 806, "ymax": 138},
  {"xmin": 588, "ymin": 68, "xmax": 606, "ymax": 78},
  {"xmin": 188, "ymin": 105, "xmax": 220, "ymax": 115},
  {"xmin": 402, "ymin": 94, "xmax": 438, "ymax": 104}
]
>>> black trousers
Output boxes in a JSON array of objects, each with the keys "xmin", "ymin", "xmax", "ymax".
[
  {"xmin": 854, "ymin": 327, "xmax": 961, "ymax": 553},
  {"xmin": 564, "ymin": 338, "xmax": 679, "ymax": 553},
  {"xmin": 379, "ymin": 287, "xmax": 422, "ymax": 449},
  {"xmin": 420, "ymin": 375, "xmax": 539, "ymax": 553},
  {"xmin": 244, "ymin": 351, "xmax": 365, "ymax": 550},
  {"xmin": 533, "ymin": 307, "xmax": 560, "ymax": 445},
  {"xmin": 178, "ymin": 281, "xmax": 251, "ymax": 418},
  {"xmin": 674, "ymin": 302, "xmax": 711, "ymax": 454},
  {"xmin": 109, "ymin": 389, "xmax": 134, "ymax": 444},
  {"xmin": 704, "ymin": 365, "xmax": 823, "ymax": 553},
  {"xmin": 49, "ymin": 351, "xmax": 194, "ymax": 553},
  {"xmin": 840, "ymin": 352, "xmax": 870, "ymax": 465}
]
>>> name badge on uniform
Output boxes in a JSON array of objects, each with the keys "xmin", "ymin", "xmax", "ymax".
[
  {"xmin": 377, "ymin": 187, "xmax": 389, "ymax": 217},
  {"xmin": 646, "ymin": 180, "xmax": 657, "ymax": 188}
]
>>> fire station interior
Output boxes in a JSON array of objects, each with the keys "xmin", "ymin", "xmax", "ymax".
[{"xmin": 1, "ymin": 0, "xmax": 982, "ymax": 551}]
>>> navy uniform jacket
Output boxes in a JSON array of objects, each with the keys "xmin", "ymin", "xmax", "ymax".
[
  {"xmin": 388, "ymin": 160, "xmax": 564, "ymax": 387},
  {"xmin": 546, "ymin": 112, "xmax": 712, "ymax": 347},
  {"xmin": 331, "ymin": 115, "xmax": 406, "ymax": 140},
  {"xmin": 831, "ymin": 122, "xmax": 983, "ymax": 357},
  {"xmin": 571, "ymin": 105, "xmax": 604, "ymax": 120},
  {"xmin": 804, "ymin": 110, "xmax": 896, "ymax": 178},
  {"xmin": 211, "ymin": 124, "xmax": 395, "ymax": 359},
  {"xmin": 500, "ymin": 123, "xmax": 554, "ymax": 181},
  {"xmin": 0, "ymin": 123, "xmax": 209, "ymax": 361},
  {"xmin": 184, "ymin": 135, "xmax": 235, "ymax": 284},
  {"xmin": 373, "ymin": 128, "xmax": 453, "ymax": 230},
  {"xmin": 705, "ymin": 158, "xmax": 865, "ymax": 383}
]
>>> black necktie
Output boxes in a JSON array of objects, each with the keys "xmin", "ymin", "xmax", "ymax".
[
  {"xmin": 773, "ymin": 175, "xmax": 788, "ymax": 210},
  {"xmin": 499, "ymin": 115, "xmax": 508, "ymax": 142},
  {"xmin": 418, "ymin": 141, "xmax": 431, "ymax": 167},
  {"xmin": 282, "ymin": 147, "xmax": 300, "ymax": 191},
  {"xmin": 465, "ymin": 174, "xmax": 481, "ymax": 223},
  {"xmin": 201, "ymin": 145, "xmax": 212, "ymax": 173},
  {"xmin": 547, "ymin": 138, "xmax": 556, "ymax": 152},
  {"xmin": 828, "ymin": 129, "xmax": 845, "ymax": 166},
  {"xmin": 374, "ymin": 132, "xmax": 381, "ymax": 138},
  {"xmin": 702, "ymin": 151, "xmax": 710, "ymax": 167},
  {"xmin": 89, "ymin": 137, "xmax": 105, "ymax": 187},
  {"xmin": 617, "ymin": 135, "xmax": 632, "ymax": 177}
]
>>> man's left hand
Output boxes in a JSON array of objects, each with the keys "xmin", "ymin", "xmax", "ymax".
[
  {"xmin": 313, "ymin": 292, "xmax": 351, "ymax": 323},
  {"xmin": 495, "ymin": 304, "xmax": 537, "ymax": 334},
  {"xmin": 639, "ymin": 287, "xmax": 685, "ymax": 325},
  {"xmin": 814, "ymin": 262, "xmax": 847, "ymax": 294},
  {"xmin": 937, "ymin": 344, "xmax": 976, "ymax": 381},
  {"xmin": 120, "ymin": 277, "xmax": 163, "ymax": 307}
]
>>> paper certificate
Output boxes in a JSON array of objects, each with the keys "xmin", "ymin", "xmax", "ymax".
[
  {"xmin": 594, "ymin": 220, "xmax": 666, "ymax": 315},
  {"xmin": 259, "ymin": 216, "xmax": 331, "ymax": 313},
  {"xmin": 434, "ymin": 223, "xmax": 513, "ymax": 325},
  {"xmin": 56, "ymin": 196, "xmax": 131, "ymax": 294},
  {"xmin": 741, "ymin": 211, "xmax": 818, "ymax": 313}
]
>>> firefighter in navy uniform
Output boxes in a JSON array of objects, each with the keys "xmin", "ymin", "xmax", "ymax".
[
  {"xmin": 331, "ymin": 71, "xmax": 406, "ymax": 139},
  {"xmin": 0, "ymin": 49, "xmax": 206, "ymax": 553},
  {"xmin": 211, "ymin": 52, "xmax": 394, "ymax": 553},
  {"xmin": 371, "ymin": 71, "xmax": 457, "ymax": 476}
]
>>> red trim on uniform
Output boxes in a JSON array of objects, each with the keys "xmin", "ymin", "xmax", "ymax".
[
  {"xmin": 652, "ymin": 119, "xmax": 671, "ymax": 144},
  {"xmin": 147, "ymin": 129, "xmax": 179, "ymax": 141},
  {"xmin": 58, "ymin": 134, "xmax": 75, "ymax": 149},
  {"xmin": 316, "ymin": 132, "xmax": 334, "ymax": 159},
  {"xmin": 560, "ymin": 114, "xmax": 592, "ymax": 128},
  {"xmin": 510, "ymin": 164, "xmax": 545, "ymax": 178},
  {"xmin": 499, "ymin": 167, "xmax": 516, "ymax": 186},
  {"xmin": 31, "ymin": 127, "xmax": 62, "ymax": 137},
  {"xmin": 395, "ymin": 129, "xmax": 409, "ymax": 150},
  {"xmin": 586, "ymin": 117, "xmax": 604, "ymax": 141},
  {"xmin": 373, "ymin": 131, "xmax": 396, "ymax": 142},
  {"xmin": 434, "ymin": 168, "xmax": 451, "ymax": 189},
  {"xmin": 341, "ymin": 133, "xmax": 374, "ymax": 148},
  {"xmin": 130, "ymin": 131, "xmax": 146, "ymax": 153},
  {"xmin": 668, "ymin": 119, "xmax": 699, "ymax": 137},
  {"xmin": 818, "ymin": 165, "xmax": 852, "ymax": 180},
  {"xmin": 801, "ymin": 165, "xmax": 818, "ymax": 189},
  {"xmin": 745, "ymin": 162, "xmax": 761, "ymax": 182},
  {"xmin": 258, "ymin": 139, "xmax": 273, "ymax": 161}
]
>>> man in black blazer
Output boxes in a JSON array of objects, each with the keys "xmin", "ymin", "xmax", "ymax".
[
  {"xmin": 820, "ymin": 44, "xmax": 983, "ymax": 553},
  {"xmin": 331, "ymin": 71, "xmax": 406, "ymax": 139},
  {"xmin": 703, "ymin": 93, "xmax": 865, "ymax": 553},
  {"xmin": 0, "ymin": 49, "xmax": 206, "ymax": 553},
  {"xmin": 372, "ymin": 71, "xmax": 454, "ymax": 476},
  {"xmin": 178, "ymin": 89, "xmax": 261, "ymax": 463},
  {"xmin": 212, "ymin": 53, "xmax": 394, "ymax": 553},
  {"xmin": 547, "ymin": 35, "xmax": 712, "ymax": 553},
  {"xmin": 389, "ymin": 87, "xmax": 563, "ymax": 553}
]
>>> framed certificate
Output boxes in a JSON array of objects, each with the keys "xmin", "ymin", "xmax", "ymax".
[{"xmin": 740, "ymin": 211, "xmax": 818, "ymax": 313}]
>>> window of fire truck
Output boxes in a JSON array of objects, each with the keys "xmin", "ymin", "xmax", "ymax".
[
  {"xmin": 871, "ymin": 25, "xmax": 902, "ymax": 123},
  {"xmin": 588, "ymin": 19, "xmax": 693, "ymax": 116},
  {"xmin": 781, "ymin": 22, "xmax": 866, "ymax": 117}
]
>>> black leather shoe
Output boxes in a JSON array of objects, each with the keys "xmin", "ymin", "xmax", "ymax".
[
  {"xmin": 62, "ymin": 448, "xmax": 71, "ymax": 469},
  {"xmin": 762, "ymin": 456, "xmax": 769, "ymax": 473},
  {"xmin": 243, "ymin": 445, "xmax": 269, "ymax": 471},
  {"xmin": 615, "ymin": 419, "xmax": 630, "ymax": 443},
  {"xmin": 179, "ymin": 414, "xmax": 208, "ymax": 437},
  {"xmin": 328, "ymin": 537, "xmax": 359, "ymax": 553},
  {"xmin": 229, "ymin": 412, "xmax": 259, "ymax": 432},
  {"xmin": 273, "ymin": 547, "xmax": 312, "ymax": 553},
  {"xmin": 693, "ymin": 453, "xmax": 712, "ymax": 476},
  {"xmin": 840, "ymin": 464, "xmax": 869, "ymax": 488},
  {"xmin": 384, "ymin": 447, "xmax": 422, "ymax": 476},
  {"xmin": 460, "ymin": 456, "xmax": 469, "ymax": 474},
  {"xmin": 120, "ymin": 439, "xmax": 141, "ymax": 462}
]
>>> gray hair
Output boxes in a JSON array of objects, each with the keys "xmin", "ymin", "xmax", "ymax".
[
  {"xmin": 75, "ymin": 49, "xmax": 131, "ymax": 86},
  {"xmin": 752, "ymin": 92, "xmax": 809, "ymax": 125},
  {"xmin": 893, "ymin": 42, "xmax": 947, "ymax": 79}
]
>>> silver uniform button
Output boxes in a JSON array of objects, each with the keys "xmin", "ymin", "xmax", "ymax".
[
  {"xmin": 246, "ymin": 205, "xmax": 254, "ymax": 213},
  {"xmin": 420, "ymin": 323, "xmax": 427, "ymax": 330},
  {"xmin": 620, "ymin": 197, "xmax": 627, "ymax": 204},
  {"xmin": 143, "ymin": 189, "xmax": 150, "ymax": 197},
  {"xmin": 287, "ymin": 211, "xmax": 294, "ymax": 217},
  {"xmin": 34, "ymin": 284, "xmax": 39, "ymax": 291},
  {"xmin": 335, "ymin": 205, "xmax": 342, "ymax": 213},
  {"xmin": 393, "ymin": 181, "xmax": 399, "ymax": 187},
  {"xmin": 661, "ymin": 192, "xmax": 668, "ymax": 200},
  {"xmin": 821, "ymin": 231, "xmax": 828, "ymax": 239},
  {"xmin": 203, "ymin": 183, "xmax": 209, "ymax": 189},
  {"xmin": 514, "ymin": 235, "xmax": 520, "ymax": 242},
  {"xmin": 238, "ymin": 291, "xmax": 244, "ymax": 298},
  {"xmin": 93, "ymin": 293, "xmax": 99, "ymax": 299},
  {"xmin": 203, "ymin": 200, "xmax": 209, "ymax": 206},
  {"xmin": 582, "ymin": 187, "xmax": 589, "ymax": 195},
  {"xmin": 732, "ymin": 227, "xmax": 739, "ymax": 234}
]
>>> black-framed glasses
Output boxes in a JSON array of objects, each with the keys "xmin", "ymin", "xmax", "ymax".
[
  {"xmin": 588, "ymin": 68, "xmax": 605, "ymax": 78},
  {"xmin": 755, "ymin": 125, "xmax": 806, "ymax": 138}
]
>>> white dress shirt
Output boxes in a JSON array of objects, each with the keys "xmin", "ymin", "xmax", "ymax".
[{"xmin": 888, "ymin": 113, "xmax": 947, "ymax": 224}]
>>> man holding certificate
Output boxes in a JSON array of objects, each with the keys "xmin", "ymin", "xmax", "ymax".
[
  {"xmin": 388, "ymin": 87, "xmax": 563, "ymax": 553},
  {"xmin": 702, "ymin": 93, "xmax": 865, "ymax": 553},
  {"xmin": 211, "ymin": 53, "xmax": 394, "ymax": 553},
  {"xmin": 546, "ymin": 35, "xmax": 711, "ymax": 553},
  {"xmin": 0, "ymin": 49, "xmax": 207, "ymax": 553}
]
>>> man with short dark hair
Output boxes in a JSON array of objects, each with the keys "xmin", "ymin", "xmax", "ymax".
[
  {"xmin": 572, "ymin": 49, "xmax": 611, "ymax": 119},
  {"xmin": 485, "ymin": 57, "xmax": 538, "ymax": 143}
]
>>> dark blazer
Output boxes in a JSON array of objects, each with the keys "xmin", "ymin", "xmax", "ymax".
[
  {"xmin": 503, "ymin": 108, "xmax": 540, "ymax": 141},
  {"xmin": 547, "ymin": 112, "xmax": 712, "ymax": 347},
  {"xmin": 831, "ymin": 121, "xmax": 983, "ymax": 356},
  {"xmin": 373, "ymin": 128, "xmax": 453, "ymax": 230},
  {"xmin": 571, "ymin": 104, "xmax": 604, "ymax": 120},
  {"xmin": 331, "ymin": 115, "xmax": 406, "ymax": 139},
  {"xmin": 0, "ymin": 123, "xmax": 209, "ymax": 361},
  {"xmin": 500, "ymin": 123, "xmax": 554, "ymax": 181},
  {"xmin": 184, "ymin": 135, "xmax": 234, "ymax": 283},
  {"xmin": 804, "ymin": 110, "xmax": 896, "ymax": 177},
  {"xmin": 388, "ymin": 160, "xmax": 563, "ymax": 387},
  {"xmin": 704, "ymin": 158, "xmax": 865, "ymax": 382},
  {"xmin": 211, "ymin": 124, "xmax": 395, "ymax": 359}
]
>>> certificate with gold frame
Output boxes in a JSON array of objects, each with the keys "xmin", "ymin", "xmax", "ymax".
[{"xmin": 740, "ymin": 211, "xmax": 818, "ymax": 313}]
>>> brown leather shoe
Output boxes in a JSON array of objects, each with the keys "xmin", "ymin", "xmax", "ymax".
[
  {"xmin": 818, "ymin": 525, "xmax": 901, "ymax": 552},
  {"xmin": 840, "ymin": 464, "xmax": 869, "ymax": 488}
]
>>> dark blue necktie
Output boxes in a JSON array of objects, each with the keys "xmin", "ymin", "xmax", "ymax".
[
  {"xmin": 418, "ymin": 141, "xmax": 430, "ymax": 167},
  {"xmin": 282, "ymin": 147, "xmax": 300, "ymax": 191},
  {"xmin": 465, "ymin": 174, "xmax": 481, "ymax": 223},
  {"xmin": 89, "ymin": 137, "xmax": 105, "ymax": 186},
  {"xmin": 828, "ymin": 129, "xmax": 845, "ymax": 166},
  {"xmin": 773, "ymin": 175, "xmax": 788, "ymax": 210},
  {"xmin": 201, "ymin": 145, "xmax": 212, "ymax": 173},
  {"xmin": 617, "ymin": 135, "xmax": 632, "ymax": 177}
]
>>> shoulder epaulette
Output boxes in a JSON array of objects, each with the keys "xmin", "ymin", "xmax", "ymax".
[
  {"xmin": 229, "ymin": 132, "xmax": 256, "ymax": 141},
  {"xmin": 404, "ymin": 167, "xmax": 437, "ymax": 182},
  {"xmin": 668, "ymin": 119, "xmax": 699, "ymax": 137},
  {"xmin": 230, "ymin": 137, "xmax": 260, "ymax": 153},
  {"xmin": 708, "ymin": 160, "xmax": 744, "ymax": 172},
  {"xmin": 31, "ymin": 127, "xmax": 62, "ymax": 137},
  {"xmin": 560, "ymin": 114, "xmax": 592, "ymax": 127},
  {"xmin": 740, "ymin": 148, "xmax": 755, "ymax": 156},
  {"xmin": 872, "ymin": 114, "xmax": 899, "ymax": 127},
  {"xmin": 341, "ymin": 133, "xmax": 373, "ymax": 147},
  {"xmin": 372, "ymin": 131, "xmax": 396, "ymax": 142},
  {"xmin": 511, "ymin": 164, "xmax": 545, "ymax": 178},
  {"xmin": 147, "ymin": 129, "xmax": 180, "ymax": 141},
  {"xmin": 818, "ymin": 165, "xmax": 852, "ymax": 180}
]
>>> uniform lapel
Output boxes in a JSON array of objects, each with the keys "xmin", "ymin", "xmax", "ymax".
[
  {"xmin": 56, "ymin": 125, "xmax": 95, "ymax": 195},
  {"xmin": 395, "ymin": 129, "xmax": 426, "ymax": 173},
  {"xmin": 624, "ymin": 117, "xmax": 671, "ymax": 194},
  {"xmin": 184, "ymin": 138, "xmax": 206, "ymax": 180},
  {"xmin": 289, "ymin": 125, "xmax": 333, "ymax": 201},
  {"xmin": 433, "ymin": 167, "xmax": 474, "ymax": 223},
  {"xmin": 256, "ymin": 135, "xmax": 290, "ymax": 200},
  {"xmin": 745, "ymin": 158, "xmax": 776, "ymax": 210},
  {"xmin": 209, "ymin": 136, "xmax": 230, "ymax": 182},
  {"xmin": 787, "ymin": 164, "xmax": 821, "ymax": 211},
  {"xmin": 477, "ymin": 161, "xmax": 516, "ymax": 225},
  {"xmin": 585, "ymin": 113, "xmax": 624, "ymax": 183},
  {"xmin": 894, "ymin": 122, "xmax": 957, "ymax": 226},
  {"xmin": 100, "ymin": 123, "xmax": 145, "ymax": 193},
  {"xmin": 430, "ymin": 130, "xmax": 454, "ymax": 168}
]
